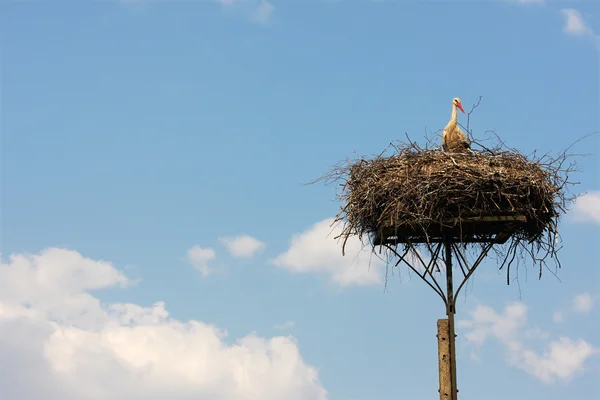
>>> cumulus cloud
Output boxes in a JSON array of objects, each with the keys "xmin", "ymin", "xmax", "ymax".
[
  {"xmin": 0, "ymin": 248, "xmax": 328, "ymax": 400},
  {"xmin": 571, "ymin": 191, "xmax": 600, "ymax": 224},
  {"xmin": 220, "ymin": 235, "xmax": 266, "ymax": 258},
  {"xmin": 271, "ymin": 218, "xmax": 383, "ymax": 287},
  {"xmin": 186, "ymin": 246, "xmax": 219, "ymax": 277},
  {"xmin": 458, "ymin": 302, "xmax": 599, "ymax": 383},
  {"xmin": 0, "ymin": 248, "xmax": 129, "ymax": 328}
]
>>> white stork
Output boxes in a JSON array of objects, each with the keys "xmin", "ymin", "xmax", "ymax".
[{"xmin": 442, "ymin": 97, "xmax": 471, "ymax": 152}]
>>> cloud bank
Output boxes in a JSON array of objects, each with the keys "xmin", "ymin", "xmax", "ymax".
[
  {"xmin": 0, "ymin": 248, "xmax": 327, "ymax": 400},
  {"xmin": 459, "ymin": 302, "xmax": 598, "ymax": 384}
]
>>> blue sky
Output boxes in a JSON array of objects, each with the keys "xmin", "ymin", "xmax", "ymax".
[{"xmin": 1, "ymin": 1, "xmax": 599, "ymax": 399}]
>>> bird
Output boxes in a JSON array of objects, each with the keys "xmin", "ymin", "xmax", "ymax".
[{"xmin": 442, "ymin": 97, "xmax": 471, "ymax": 152}]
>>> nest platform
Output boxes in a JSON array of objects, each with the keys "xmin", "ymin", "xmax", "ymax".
[{"xmin": 373, "ymin": 213, "xmax": 527, "ymax": 245}]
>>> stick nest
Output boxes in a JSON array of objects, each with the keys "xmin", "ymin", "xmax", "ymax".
[
  {"xmin": 317, "ymin": 136, "xmax": 581, "ymax": 281},
  {"xmin": 344, "ymin": 147, "xmax": 560, "ymax": 242}
]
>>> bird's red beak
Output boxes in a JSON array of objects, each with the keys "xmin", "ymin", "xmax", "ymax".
[{"xmin": 457, "ymin": 102, "xmax": 465, "ymax": 114}]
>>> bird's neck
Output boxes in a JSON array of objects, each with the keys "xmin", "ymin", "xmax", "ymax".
[
  {"xmin": 450, "ymin": 104, "xmax": 458, "ymax": 124},
  {"xmin": 446, "ymin": 104, "xmax": 458, "ymax": 130}
]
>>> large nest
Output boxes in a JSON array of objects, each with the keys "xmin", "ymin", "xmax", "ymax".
[
  {"xmin": 345, "ymin": 146, "xmax": 559, "ymax": 242},
  {"xmin": 317, "ymin": 134, "xmax": 582, "ymax": 282}
]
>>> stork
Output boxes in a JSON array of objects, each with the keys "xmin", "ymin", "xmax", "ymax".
[{"xmin": 442, "ymin": 97, "xmax": 471, "ymax": 153}]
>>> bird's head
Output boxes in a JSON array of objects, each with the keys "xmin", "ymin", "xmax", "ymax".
[{"xmin": 453, "ymin": 97, "xmax": 465, "ymax": 114}]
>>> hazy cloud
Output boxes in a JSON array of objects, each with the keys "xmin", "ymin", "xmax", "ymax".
[
  {"xmin": 573, "ymin": 293, "xmax": 594, "ymax": 314},
  {"xmin": 459, "ymin": 302, "xmax": 599, "ymax": 383},
  {"xmin": 274, "ymin": 321, "xmax": 296, "ymax": 330},
  {"xmin": 561, "ymin": 9, "xmax": 595, "ymax": 37},
  {"xmin": 219, "ymin": 0, "xmax": 274, "ymax": 24}
]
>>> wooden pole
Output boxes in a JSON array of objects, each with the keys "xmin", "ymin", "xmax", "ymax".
[{"xmin": 437, "ymin": 318, "xmax": 451, "ymax": 399}]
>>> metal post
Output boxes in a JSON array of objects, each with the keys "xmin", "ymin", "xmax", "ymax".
[{"xmin": 445, "ymin": 240, "xmax": 458, "ymax": 400}]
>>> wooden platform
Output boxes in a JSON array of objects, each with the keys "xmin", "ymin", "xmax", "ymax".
[{"xmin": 372, "ymin": 214, "xmax": 527, "ymax": 245}]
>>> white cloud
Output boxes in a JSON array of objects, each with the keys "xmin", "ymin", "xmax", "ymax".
[
  {"xmin": 0, "ymin": 248, "xmax": 129, "ymax": 328},
  {"xmin": 219, "ymin": 0, "xmax": 274, "ymax": 24},
  {"xmin": 458, "ymin": 302, "xmax": 599, "ymax": 383},
  {"xmin": 220, "ymin": 235, "xmax": 266, "ymax": 258},
  {"xmin": 274, "ymin": 321, "xmax": 296, "ymax": 330},
  {"xmin": 0, "ymin": 248, "xmax": 328, "ymax": 400},
  {"xmin": 561, "ymin": 9, "xmax": 597, "ymax": 39},
  {"xmin": 573, "ymin": 293, "xmax": 594, "ymax": 314},
  {"xmin": 271, "ymin": 218, "xmax": 383, "ymax": 287},
  {"xmin": 571, "ymin": 191, "xmax": 600, "ymax": 224},
  {"xmin": 186, "ymin": 246, "xmax": 219, "ymax": 278}
]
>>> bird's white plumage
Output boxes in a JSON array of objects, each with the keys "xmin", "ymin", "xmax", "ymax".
[{"xmin": 442, "ymin": 97, "xmax": 471, "ymax": 152}]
